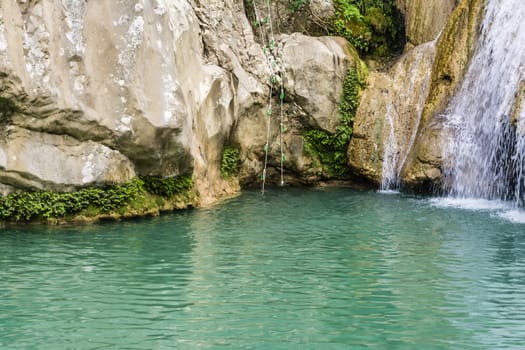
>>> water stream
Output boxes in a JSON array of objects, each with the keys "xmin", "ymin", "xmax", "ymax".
[
  {"xmin": 380, "ymin": 42, "xmax": 435, "ymax": 191},
  {"xmin": 443, "ymin": 0, "xmax": 525, "ymax": 205}
]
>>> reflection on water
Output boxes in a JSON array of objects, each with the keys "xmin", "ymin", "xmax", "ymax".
[{"xmin": 1, "ymin": 188, "xmax": 524, "ymax": 349}]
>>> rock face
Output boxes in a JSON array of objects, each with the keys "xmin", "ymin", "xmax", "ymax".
[
  {"xmin": 402, "ymin": 0, "xmax": 485, "ymax": 188},
  {"xmin": 233, "ymin": 33, "xmax": 355, "ymax": 185},
  {"xmin": 348, "ymin": 41, "xmax": 436, "ymax": 186},
  {"xmin": 0, "ymin": 0, "xmax": 354, "ymax": 204},
  {"xmin": 348, "ymin": 0, "xmax": 485, "ymax": 190},
  {"xmin": 0, "ymin": 0, "xmax": 233, "ymax": 199},
  {"xmin": 395, "ymin": 0, "xmax": 457, "ymax": 45}
]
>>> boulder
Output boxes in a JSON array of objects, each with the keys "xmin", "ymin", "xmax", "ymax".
[
  {"xmin": 0, "ymin": 126, "xmax": 135, "ymax": 191},
  {"xmin": 282, "ymin": 33, "xmax": 352, "ymax": 134},
  {"xmin": 233, "ymin": 33, "xmax": 356, "ymax": 185},
  {"xmin": 0, "ymin": 0, "xmax": 236, "ymax": 200},
  {"xmin": 0, "ymin": 0, "xmax": 355, "ymax": 205}
]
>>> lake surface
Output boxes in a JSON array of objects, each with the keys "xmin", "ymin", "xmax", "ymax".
[{"xmin": 1, "ymin": 188, "xmax": 525, "ymax": 349}]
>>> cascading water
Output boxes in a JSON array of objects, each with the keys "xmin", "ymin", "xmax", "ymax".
[
  {"xmin": 380, "ymin": 103, "xmax": 400, "ymax": 190},
  {"xmin": 380, "ymin": 42, "xmax": 435, "ymax": 191},
  {"xmin": 443, "ymin": 0, "xmax": 525, "ymax": 206}
]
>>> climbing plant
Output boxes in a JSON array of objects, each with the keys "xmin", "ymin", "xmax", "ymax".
[
  {"xmin": 303, "ymin": 64, "xmax": 366, "ymax": 177},
  {"xmin": 249, "ymin": 0, "xmax": 288, "ymax": 192}
]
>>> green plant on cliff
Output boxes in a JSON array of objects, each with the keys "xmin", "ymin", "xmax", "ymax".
[
  {"xmin": 221, "ymin": 146, "xmax": 241, "ymax": 179},
  {"xmin": 0, "ymin": 175, "xmax": 194, "ymax": 222},
  {"xmin": 331, "ymin": 0, "xmax": 405, "ymax": 56},
  {"xmin": 0, "ymin": 178, "xmax": 145, "ymax": 222},
  {"xmin": 141, "ymin": 175, "xmax": 193, "ymax": 198},
  {"xmin": 303, "ymin": 65, "xmax": 366, "ymax": 177},
  {"xmin": 287, "ymin": 0, "xmax": 307, "ymax": 13}
]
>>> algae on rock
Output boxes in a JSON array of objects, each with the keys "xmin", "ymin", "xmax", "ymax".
[{"xmin": 347, "ymin": 0, "xmax": 486, "ymax": 190}]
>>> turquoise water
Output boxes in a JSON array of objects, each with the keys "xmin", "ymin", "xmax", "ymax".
[{"xmin": 1, "ymin": 188, "xmax": 525, "ymax": 349}]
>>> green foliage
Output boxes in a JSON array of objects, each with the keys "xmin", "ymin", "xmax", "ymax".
[
  {"xmin": 141, "ymin": 175, "xmax": 193, "ymax": 198},
  {"xmin": 0, "ymin": 175, "xmax": 194, "ymax": 222},
  {"xmin": 303, "ymin": 66, "xmax": 366, "ymax": 177},
  {"xmin": 287, "ymin": 0, "xmax": 307, "ymax": 13},
  {"xmin": 0, "ymin": 178, "xmax": 145, "ymax": 222},
  {"xmin": 331, "ymin": 0, "xmax": 405, "ymax": 56},
  {"xmin": 221, "ymin": 147, "xmax": 241, "ymax": 179}
]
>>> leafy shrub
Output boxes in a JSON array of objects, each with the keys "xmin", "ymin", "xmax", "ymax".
[
  {"xmin": 331, "ymin": 0, "xmax": 405, "ymax": 56},
  {"xmin": 0, "ymin": 178, "xmax": 146, "ymax": 222},
  {"xmin": 288, "ymin": 0, "xmax": 307, "ymax": 13},
  {"xmin": 0, "ymin": 175, "xmax": 196, "ymax": 222},
  {"xmin": 140, "ymin": 175, "xmax": 193, "ymax": 198},
  {"xmin": 220, "ymin": 147, "xmax": 241, "ymax": 179}
]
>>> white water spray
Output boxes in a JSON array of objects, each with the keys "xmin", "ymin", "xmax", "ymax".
[{"xmin": 443, "ymin": 0, "xmax": 525, "ymax": 206}]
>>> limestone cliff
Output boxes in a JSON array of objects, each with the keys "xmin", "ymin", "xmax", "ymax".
[
  {"xmin": 402, "ymin": 0, "xmax": 485, "ymax": 189},
  {"xmin": 348, "ymin": 0, "xmax": 485, "ymax": 190},
  {"xmin": 396, "ymin": 0, "xmax": 457, "ymax": 46},
  {"xmin": 0, "ymin": 0, "xmax": 353, "ymax": 208},
  {"xmin": 348, "ymin": 41, "xmax": 436, "ymax": 186}
]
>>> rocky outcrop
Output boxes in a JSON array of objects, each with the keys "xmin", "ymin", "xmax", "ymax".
[
  {"xmin": 348, "ymin": 41, "xmax": 436, "ymax": 185},
  {"xmin": 0, "ymin": 0, "xmax": 231, "ymax": 198},
  {"xmin": 0, "ymin": 0, "xmax": 354, "ymax": 206},
  {"xmin": 233, "ymin": 33, "xmax": 355, "ymax": 185},
  {"xmin": 395, "ymin": 0, "xmax": 457, "ymax": 46},
  {"xmin": 401, "ymin": 0, "xmax": 485, "ymax": 188},
  {"xmin": 348, "ymin": 0, "xmax": 485, "ymax": 189},
  {"xmin": 0, "ymin": 126, "xmax": 135, "ymax": 191}
]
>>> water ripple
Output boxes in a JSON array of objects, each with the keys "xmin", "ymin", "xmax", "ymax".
[{"xmin": 1, "ymin": 188, "xmax": 524, "ymax": 349}]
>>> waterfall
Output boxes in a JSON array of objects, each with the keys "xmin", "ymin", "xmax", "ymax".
[
  {"xmin": 380, "ymin": 42, "xmax": 435, "ymax": 191},
  {"xmin": 443, "ymin": 0, "xmax": 525, "ymax": 206},
  {"xmin": 380, "ymin": 103, "xmax": 400, "ymax": 190}
]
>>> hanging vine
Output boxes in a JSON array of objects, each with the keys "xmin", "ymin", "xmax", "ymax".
[{"xmin": 251, "ymin": 0, "xmax": 287, "ymax": 193}]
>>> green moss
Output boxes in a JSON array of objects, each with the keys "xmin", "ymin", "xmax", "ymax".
[
  {"xmin": 220, "ymin": 146, "xmax": 241, "ymax": 179},
  {"xmin": 0, "ymin": 175, "xmax": 194, "ymax": 223},
  {"xmin": 303, "ymin": 64, "xmax": 367, "ymax": 178},
  {"xmin": 331, "ymin": 0, "xmax": 405, "ymax": 57}
]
